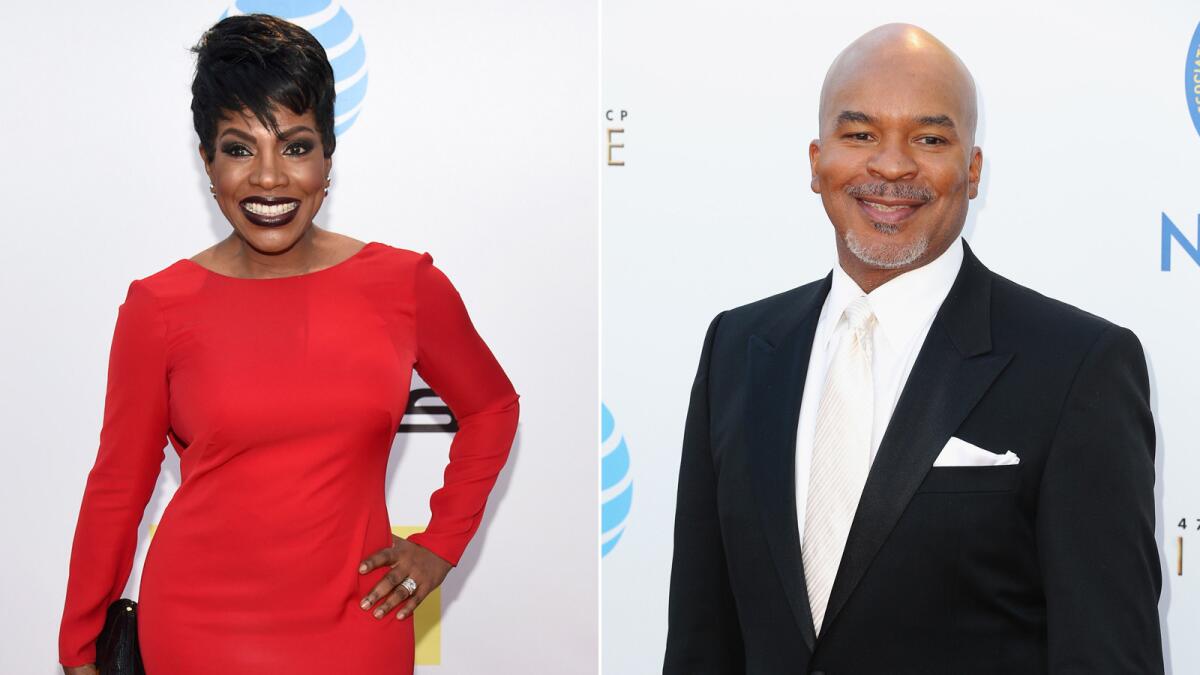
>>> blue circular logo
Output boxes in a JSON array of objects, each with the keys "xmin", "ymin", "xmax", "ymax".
[
  {"xmin": 1188, "ymin": 20, "xmax": 1200, "ymax": 140},
  {"xmin": 601, "ymin": 403, "xmax": 633, "ymax": 557},
  {"xmin": 225, "ymin": 0, "xmax": 369, "ymax": 135}
]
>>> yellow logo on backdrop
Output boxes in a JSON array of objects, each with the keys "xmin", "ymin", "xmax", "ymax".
[
  {"xmin": 1175, "ymin": 517, "xmax": 1194, "ymax": 577},
  {"xmin": 146, "ymin": 523, "xmax": 442, "ymax": 665}
]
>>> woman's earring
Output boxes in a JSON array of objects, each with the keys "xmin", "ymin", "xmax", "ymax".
[
  {"xmin": 209, "ymin": 183, "xmax": 216, "ymax": 200},
  {"xmin": 324, "ymin": 176, "xmax": 331, "ymax": 196}
]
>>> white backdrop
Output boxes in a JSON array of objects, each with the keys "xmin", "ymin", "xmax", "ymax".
[
  {"xmin": 0, "ymin": 1, "xmax": 598, "ymax": 673},
  {"xmin": 602, "ymin": 1, "xmax": 1199, "ymax": 672}
]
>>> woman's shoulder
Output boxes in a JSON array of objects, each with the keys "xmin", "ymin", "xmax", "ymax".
[
  {"xmin": 368, "ymin": 241, "xmax": 433, "ymax": 266},
  {"xmin": 128, "ymin": 256, "xmax": 203, "ymax": 297},
  {"xmin": 365, "ymin": 244, "xmax": 466, "ymax": 302},
  {"xmin": 365, "ymin": 242, "xmax": 446, "ymax": 283}
]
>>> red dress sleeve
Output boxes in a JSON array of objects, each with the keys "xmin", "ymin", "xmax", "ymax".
[
  {"xmin": 58, "ymin": 280, "xmax": 170, "ymax": 667},
  {"xmin": 405, "ymin": 253, "xmax": 520, "ymax": 566}
]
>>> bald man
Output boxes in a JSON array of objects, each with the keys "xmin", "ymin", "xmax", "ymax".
[{"xmin": 664, "ymin": 24, "xmax": 1163, "ymax": 674}]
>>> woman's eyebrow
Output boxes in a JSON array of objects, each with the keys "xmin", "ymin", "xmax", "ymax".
[
  {"xmin": 276, "ymin": 125, "xmax": 316, "ymax": 138},
  {"xmin": 218, "ymin": 127, "xmax": 255, "ymax": 141}
]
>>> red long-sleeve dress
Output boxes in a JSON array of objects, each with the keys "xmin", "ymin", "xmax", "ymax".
[{"xmin": 58, "ymin": 242, "xmax": 519, "ymax": 673}]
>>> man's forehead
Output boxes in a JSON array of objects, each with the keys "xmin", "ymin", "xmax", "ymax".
[
  {"xmin": 822, "ymin": 80, "xmax": 971, "ymax": 130},
  {"xmin": 823, "ymin": 56, "xmax": 968, "ymax": 104},
  {"xmin": 818, "ymin": 28, "xmax": 977, "ymax": 137}
]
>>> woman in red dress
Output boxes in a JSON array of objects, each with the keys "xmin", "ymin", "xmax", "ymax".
[{"xmin": 57, "ymin": 14, "xmax": 519, "ymax": 674}]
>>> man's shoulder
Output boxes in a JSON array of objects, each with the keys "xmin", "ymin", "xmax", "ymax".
[
  {"xmin": 709, "ymin": 276, "xmax": 831, "ymax": 344},
  {"xmin": 987, "ymin": 269, "xmax": 1132, "ymax": 350}
]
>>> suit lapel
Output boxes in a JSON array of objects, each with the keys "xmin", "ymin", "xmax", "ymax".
[
  {"xmin": 746, "ymin": 273, "xmax": 831, "ymax": 651},
  {"xmin": 819, "ymin": 240, "xmax": 1013, "ymax": 633}
]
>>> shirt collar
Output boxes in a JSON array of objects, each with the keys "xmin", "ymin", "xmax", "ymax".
[{"xmin": 817, "ymin": 236, "xmax": 965, "ymax": 355}]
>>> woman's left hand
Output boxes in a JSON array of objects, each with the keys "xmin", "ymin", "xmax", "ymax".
[{"xmin": 358, "ymin": 535, "xmax": 453, "ymax": 620}]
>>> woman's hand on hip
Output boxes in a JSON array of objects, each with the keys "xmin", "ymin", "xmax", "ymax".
[
  {"xmin": 63, "ymin": 664, "xmax": 99, "ymax": 675},
  {"xmin": 358, "ymin": 534, "xmax": 452, "ymax": 621}
]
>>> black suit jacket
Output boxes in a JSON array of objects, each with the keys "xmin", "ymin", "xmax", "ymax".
[{"xmin": 664, "ymin": 240, "xmax": 1163, "ymax": 674}]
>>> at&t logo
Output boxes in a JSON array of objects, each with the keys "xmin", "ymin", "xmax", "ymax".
[
  {"xmin": 224, "ymin": 0, "xmax": 369, "ymax": 135},
  {"xmin": 601, "ymin": 403, "xmax": 633, "ymax": 557}
]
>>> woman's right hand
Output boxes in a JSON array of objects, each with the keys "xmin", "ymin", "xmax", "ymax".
[{"xmin": 63, "ymin": 664, "xmax": 99, "ymax": 675}]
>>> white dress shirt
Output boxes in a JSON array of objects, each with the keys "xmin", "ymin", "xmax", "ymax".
[{"xmin": 795, "ymin": 236, "xmax": 965, "ymax": 547}]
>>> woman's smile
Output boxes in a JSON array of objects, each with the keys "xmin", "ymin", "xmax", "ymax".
[{"xmin": 238, "ymin": 195, "xmax": 302, "ymax": 227}]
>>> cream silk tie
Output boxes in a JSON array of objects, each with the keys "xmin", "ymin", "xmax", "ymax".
[{"xmin": 803, "ymin": 295, "xmax": 876, "ymax": 636}]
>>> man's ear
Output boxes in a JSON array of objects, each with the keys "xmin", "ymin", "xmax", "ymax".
[
  {"xmin": 809, "ymin": 139, "xmax": 822, "ymax": 193},
  {"xmin": 967, "ymin": 146, "xmax": 983, "ymax": 199}
]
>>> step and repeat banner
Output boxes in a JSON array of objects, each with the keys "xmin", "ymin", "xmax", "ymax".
[
  {"xmin": 602, "ymin": 1, "xmax": 1198, "ymax": 672},
  {"xmin": 0, "ymin": 1, "xmax": 597, "ymax": 672}
]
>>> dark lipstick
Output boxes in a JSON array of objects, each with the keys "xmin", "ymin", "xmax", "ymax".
[{"xmin": 239, "ymin": 195, "xmax": 301, "ymax": 228}]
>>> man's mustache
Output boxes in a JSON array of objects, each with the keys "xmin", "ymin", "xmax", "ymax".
[{"xmin": 843, "ymin": 183, "xmax": 934, "ymax": 202}]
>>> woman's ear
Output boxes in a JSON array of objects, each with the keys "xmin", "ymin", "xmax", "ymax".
[{"xmin": 198, "ymin": 143, "xmax": 212, "ymax": 175}]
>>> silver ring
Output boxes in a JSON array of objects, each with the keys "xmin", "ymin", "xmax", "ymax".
[{"xmin": 399, "ymin": 577, "xmax": 418, "ymax": 596}]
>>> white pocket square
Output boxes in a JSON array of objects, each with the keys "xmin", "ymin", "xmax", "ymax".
[{"xmin": 933, "ymin": 436, "xmax": 1020, "ymax": 467}]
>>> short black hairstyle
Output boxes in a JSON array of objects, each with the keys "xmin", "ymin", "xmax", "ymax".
[{"xmin": 190, "ymin": 14, "xmax": 336, "ymax": 163}]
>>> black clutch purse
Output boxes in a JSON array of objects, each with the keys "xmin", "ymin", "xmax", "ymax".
[{"xmin": 96, "ymin": 598, "xmax": 145, "ymax": 675}]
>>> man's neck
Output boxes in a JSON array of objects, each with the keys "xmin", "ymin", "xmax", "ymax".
[{"xmin": 836, "ymin": 239, "xmax": 957, "ymax": 294}]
